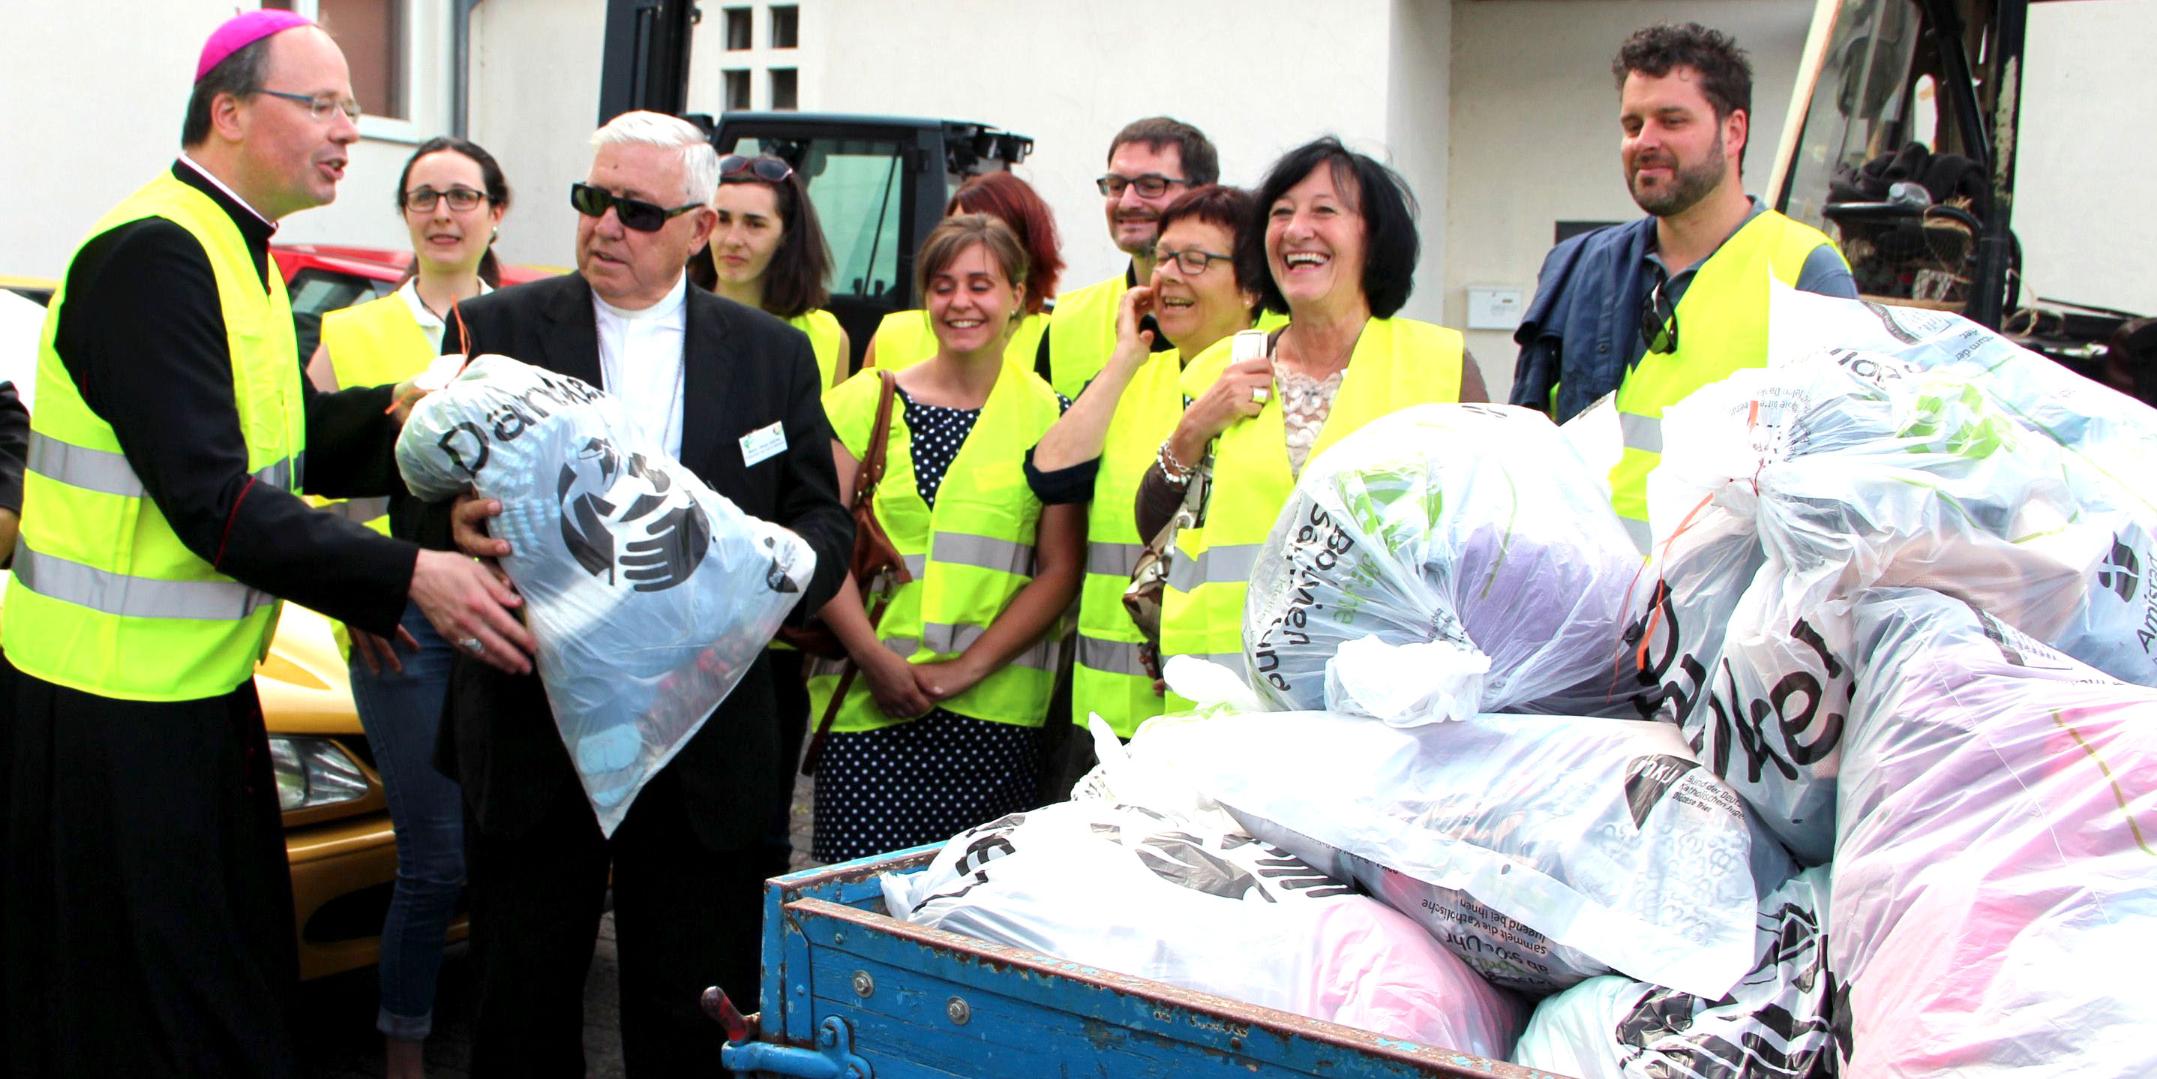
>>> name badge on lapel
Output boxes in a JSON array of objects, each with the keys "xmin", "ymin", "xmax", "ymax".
[{"xmin": 739, "ymin": 422, "xmax": 787, "ymax": 467}]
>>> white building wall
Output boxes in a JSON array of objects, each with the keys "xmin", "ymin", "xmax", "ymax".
[
  {"xmin": 1443, "ymin": 0, "xmax": 1814, "ymax": 398},
  {"xmin": 800, "ymin": 0, "xmax": 1403, "ymax": 297},
  {"xmin": 466, "ymin": 0, "xmax": 611, "ymax": 271}
]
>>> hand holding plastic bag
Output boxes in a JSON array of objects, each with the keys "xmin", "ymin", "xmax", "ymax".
[{"xmin": 396, "ymin": 355, "xmax": 815, "ymax": 835}]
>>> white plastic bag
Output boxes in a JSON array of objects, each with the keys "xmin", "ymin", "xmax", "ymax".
[
  {"xmin": 396, "ymin": 355, "xmax": 815, "ymax": 835},
  {"xmin": 1242, "ymin": 404, "xmax": 1643, "ymax": 724},
  {"xmin": 879, "ymin": 799, "xmax": 1525, "ymax": 1059},
  {"xmin": 1123, "ymin": 709, "xmax": 1779, "ymax": 999},
  {"xmin": 1511, "ymin": 867, "xmax": 1838, "ymax": 1079},
  {"xmin": 1833, "ymin": 587, "xmax": 2157, "ymax": 1077}
]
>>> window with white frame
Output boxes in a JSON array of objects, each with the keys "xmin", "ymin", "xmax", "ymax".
[{"xmin": 265, "ymin": 0, "xmax": 434, "ymax": 141}]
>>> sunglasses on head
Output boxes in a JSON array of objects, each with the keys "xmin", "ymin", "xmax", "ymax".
[
  {"xmin": 719, "ymin": 154, "xmax": 794, "ymax": 184},
  {"xmin": 569, "ymin": 182, "xmax": 704, "ymax": 232},
  {"xmin": 1639, "ymin": 272, "xmax": 1680, "ymax": 355}
]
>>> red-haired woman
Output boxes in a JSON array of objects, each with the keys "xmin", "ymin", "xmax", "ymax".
[{"xmin": 862, "ymin": 171, "xmax": 1063, "ymax": 373}]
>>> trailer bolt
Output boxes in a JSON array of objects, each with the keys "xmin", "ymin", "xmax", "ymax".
[
  {"xmin": 946, "ymin": 996, "xmax": 971, "ymax": 1025},
  {"xmin": 851, "ymin": 970, "xmax": 875, "ymax": 998}
]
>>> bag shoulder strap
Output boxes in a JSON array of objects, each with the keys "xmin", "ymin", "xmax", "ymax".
[{"xmin": 854, "ymin": 370, "xmax": 898, "ymax": 509}]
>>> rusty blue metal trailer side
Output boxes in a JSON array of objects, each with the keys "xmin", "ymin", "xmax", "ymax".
[{"xmin": 715, "ymin": 848, "xmax": 1572, "ymax": 1079}]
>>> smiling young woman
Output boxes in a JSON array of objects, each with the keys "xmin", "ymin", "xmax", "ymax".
[{"xmin": 805, "ymin": 214, "xmax": 1084, "ymax": 863}]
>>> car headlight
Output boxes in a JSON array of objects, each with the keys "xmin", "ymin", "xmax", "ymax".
[{"xmin": 268, "ymin": 736, "xmax": 370, "ymax": 812}]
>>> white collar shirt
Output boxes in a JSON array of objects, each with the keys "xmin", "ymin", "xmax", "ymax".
[
  {"xmin": 397, "ymin": 277, "xmax": 491, "ymax": 344},
  {"xmin": 593, "ymin": 273, "xmax": 689, "ymax": 459}
]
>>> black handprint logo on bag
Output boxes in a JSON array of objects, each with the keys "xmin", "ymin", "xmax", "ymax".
[{"xmin": 557, "ymin": 437, "xmax": 711, "ymax": 592}]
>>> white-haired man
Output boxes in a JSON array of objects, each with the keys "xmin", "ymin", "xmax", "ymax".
[
  {"xmin": 1, "ymin": 13, "xmax": 531, "ymax": 1075},
  {"xmin": 433, "ymin": 110, "xmax": 852, "ymax": 1076}
]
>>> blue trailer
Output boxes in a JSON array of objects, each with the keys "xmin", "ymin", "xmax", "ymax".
[{"xmin": 711, "ymin": 847, "xmax": 1571, "ymax": 1078}]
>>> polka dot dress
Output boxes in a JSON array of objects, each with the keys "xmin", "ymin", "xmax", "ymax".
[{"xmin": 811, "ymin": 389, "xmax": 1045, "ymax": 863}]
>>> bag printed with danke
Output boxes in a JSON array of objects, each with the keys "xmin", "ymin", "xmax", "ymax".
[
  {"xmin": 880, "ymin": 798, "xmax": 1525, "ymax": 1059},
  {"xmin": 1510, "ymin": 867, "xmax": 1837, "ymax": 1079},
  {"xmin": 397, "ymin": 355, "xmax": 815, "ymax": 836},
  {"xmin": 1122, "ymin": 709, "xmax": 1787, "ymax": 999},
  {"xmin": 1243, "ymin": 404, "xmax": 1643, "ymax": 724},
  {"xmin": 1832, "ymin": 587, "xmax": 2157, "ymax": 1077}
]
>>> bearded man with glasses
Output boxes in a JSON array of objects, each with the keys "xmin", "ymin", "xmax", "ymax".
[
  {"xmin": 1508, "ymin": 23, "xmax": 1859, "ymax": 552},
  {"xmin": 426, "ymin": 109, "xmax": 852, "ymax": 1076},
  {"xmin": 0, "ymin": 11, "xmax": 534, "ymax": 1076}
]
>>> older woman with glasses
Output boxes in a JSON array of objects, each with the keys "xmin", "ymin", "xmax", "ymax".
[
  {"xmin": 1139, "ymin": 138, "xmax": 1487, "ymax": 705},
  {"xmin": 1026, "ymin": 184, "xmax": 1265, "ymax": 738},
  {"xmin": 862, "ymin": 171, "xmax": 1063, "ymax": 373},
  {"xmin": 302, "ymin": 134, "xmax": 512, "ymax": 1079},
  {"xmin": 687, "ymin": 153, "xmax": 850, "ymax": 388}
]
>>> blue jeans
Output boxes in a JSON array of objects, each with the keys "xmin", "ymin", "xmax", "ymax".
[{"xmin": 348, "ymin": 604, "xmax": 464, "ymax": 1041}]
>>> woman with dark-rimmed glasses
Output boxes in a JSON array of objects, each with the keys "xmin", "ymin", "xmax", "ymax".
[
  {"xmin": 303, "ymin": 134, "xmax": 512, "ymax": 1079},
  {"xmin": 688, "ymin": 152, "xmax": 851, "ymax": 388}
]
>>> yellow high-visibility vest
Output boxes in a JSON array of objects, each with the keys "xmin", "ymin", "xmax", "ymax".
[
  {"xmin": 1609, "ymin": 210, "xmax": 1841, "ymax": 550},
  {"xmin": 809, "ymin": 364, "xmax": 1065, "ymax": 731},
  {"xmin": 1042, "ymin": 272, "xmax": 1127, "ymax": 400},
  {"xmin": 319, "ymin": 291, "xmax": 434, "ymax": 535},
  {"xmin": 788, "ymin": 307, "xmax": 846, "ymax": 389},
  {"xmin": 4, "ymin": 173, "xmax": 305, "ymax": 701},
  {"xmin": 1159, "ymin": 317, "xmax": 1463, "ymax": 704}
]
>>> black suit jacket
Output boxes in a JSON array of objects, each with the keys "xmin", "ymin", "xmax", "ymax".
[{"xmin": 431, "ymin": 273, "xmax": 852, "ymax": 850}]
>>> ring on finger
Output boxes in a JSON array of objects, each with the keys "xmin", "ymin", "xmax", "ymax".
[
  {"xmin": 1251, "ymin": 385, "xmax": 1271, "ymax": 404},
  {"xmin": 458, "ymin": 636, "xmax": 486, "ymax": 655}
]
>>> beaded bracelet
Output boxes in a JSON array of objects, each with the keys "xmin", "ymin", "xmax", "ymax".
[{"xmin": 1157, "ymin": 438, "xmax": 1196, "ymax": 486}]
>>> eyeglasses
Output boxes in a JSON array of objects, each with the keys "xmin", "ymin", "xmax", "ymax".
[
  {"xmin": 569, "ymin": 182, "xmax": 704, "ymax": 232},
  {"xmin": 1639, "ymin": 272, "xmax": 1679, "ymax": 354},
  {"xmin": 719, "ymin": 154, "xmax": 794, "ymax": 183},
  {"xmin": 256, "ymin": 89, "xmax": 363, "ymax": 124},
  {"xmin": 1096, "ymin": 173, "xmax": 1190, "ymax": 199},
  {"xmin": 1154, "ymin": 246, "xmax": 1233, "ymax": 275},
  {"xmin": 404, "ymin": 186, "xmax": 488, "ymax": 213}
]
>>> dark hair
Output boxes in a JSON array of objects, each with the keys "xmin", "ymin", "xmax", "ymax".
[
  {"xmin": 1613, "ymin": 23, "xmax": 1754, "ymax": 152},
  {"xmin": 181, "ymin": 37, "xmax": 274, "ymax": 147},
  {"xmin": 688, "ymin": 166, "xmax": 833, "ymax": 318},
  {"xmin": 1158, "ymin": 184, "xmax": 1255, "ymax": 294},
  {"xmin": 1238, "ymin": 137, "xmax": 1420, "ymax": 320},
  {"xmin": 946, "ymin": 173, "xmax": 1061, "ymax": 313},
  {"xmin": 915, "ymin": 213, "xmax": 1029, "ymax": 305},
  {"xmin": 1108, "ymin": 117, "xmax": 1220, "ymax": 187},
  {"xmin": 395, "ymin": 136, "xmax": 513, "ymax": 286}
]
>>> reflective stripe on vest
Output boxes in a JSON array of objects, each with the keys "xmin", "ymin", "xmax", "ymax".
[
  {"xmin": 1608, "ymin": 211, "xmax": 1842, "ymax": 537},
  {"xmin": 1159, "ymin": 318, "xmax": 1464, "ymax": 669},
  {"xmin": 787, "ymin": 308, "xmax": 846, "ymax": 389},
  {"xmin": 809, "ymin": 362, "xmax": 1063, "ymax": 732},
  {"xmin": 866, "ymin": 308, "xmax": 1049, "ymax": 374},
  {"xmin": 3, "ymin": 172, "xmax": 305, "ymax": 701},
  {"xmin": 1072, "ymin": 345, "xmax": 1184, "ymax": 736},
  {"xmin": 1043, "ymin": 273, "xmax": 1127, "ymax": 400}
]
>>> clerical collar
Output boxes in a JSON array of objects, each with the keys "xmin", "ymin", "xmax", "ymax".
[
  {"xmin": 594, "ymin": 273, "xmax": 688, "ymax": 322},
  {"xmin": 176, "ymin": 153, "xmax": 277, "ymax": 231}
]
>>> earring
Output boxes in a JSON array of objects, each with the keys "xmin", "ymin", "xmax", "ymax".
[{"xmin": 490, "ymin": 226, "xmax": 500, "ymax": 244}]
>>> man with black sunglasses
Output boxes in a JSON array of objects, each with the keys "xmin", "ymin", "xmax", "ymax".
[
  {"xmin": 428, "ymin": 109, "xmax": 852, "ymax": 1076},
  {"xmin": 1509, "ymin": 23, "xmax": 1858, "ymax": 551}
]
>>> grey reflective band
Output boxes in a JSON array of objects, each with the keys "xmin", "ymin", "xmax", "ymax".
[
  {"xmin": 1165, "ymin": 542, "xmax": 1261, "ymax": 593},
  {"xmin": 931, "ymin": 532, "xmax": 1032, "ymax": 575},
  {"xmin": 328, "ymin": 496, "xmax": 391, "ymax": 524},
  {"xmin": 27, "ymin": 434, "xmax": 299, "ymax": 497},
  {"xmin": 11, "ymin": 545, "xmax": 274, "ymax": 621},
  {"xmin": 1077, "ymin": 634, "xmax": 1149, "ymax": 678},
  {"xmin": 1085, "ymin": 542, "xmax": 1146, "ymax": 578},
  {"xmin": 1619, "ymin": 412, "xmax": 1663, "ymax": 454},
  {"xmin": 27, "ymin": 435, "xmax": 144, "ymax": 497},
  {"xmin": 921, "ymin": 621, "xmax": 1056, "ymax": 671},
  {"xmin": 1621, "ymin": 515, "xmax": 1653, "ymax": 552},
  {"xmin": 903, "ymin": 553, "xmax": 928, "ymax": 580}
]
